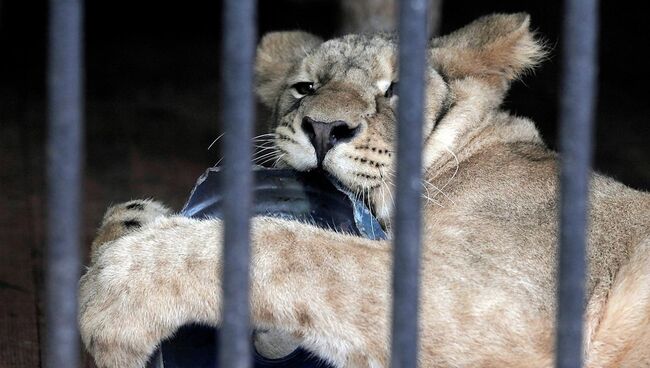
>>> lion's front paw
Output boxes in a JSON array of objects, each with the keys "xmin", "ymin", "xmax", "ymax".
[
  {"xmin": 79, "ymin": 267, "xmax": 157, "ymax": 368},
  {"xmin": 92, "ymin": 199, "xmax": 171, "ymax": 254},
  {"xmin": 81, "ymin": 213, "xmax": 221, "ymax": 368},
  {"xmin": 82, "ymin": 331, "xmax": 151, "ymax": 368},
  {"xmin": 79, "ymin": 242, "xmax": 179, "ymax": 368}
]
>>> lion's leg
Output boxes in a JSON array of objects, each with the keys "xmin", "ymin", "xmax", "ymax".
[
  {"xmin": 87, "ymin": 199, "xmax": 387, "ymax": 365},
  {"xmin": 80, "ymin": 212, "xmax": 555, "ymax": 368},
  {"xmin": 586, "ymin": 238, "xmax": 650, "ymax": 368},
  {"xmin": 91, "ymin": 199, "xmax": 171, "ymax": 256},
  {"xmin": 80, "ymin": 215, "xmax": 392, "ymax": 368}
]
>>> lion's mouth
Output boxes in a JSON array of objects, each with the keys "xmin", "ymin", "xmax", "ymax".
[{"xmin": 317, "ymin": 168, "xmax": 351, "ymax": 193}]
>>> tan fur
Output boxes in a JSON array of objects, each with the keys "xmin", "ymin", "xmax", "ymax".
[{"xmin": 79, "ymin": 13, "xmax": 650, "ymax": 368}]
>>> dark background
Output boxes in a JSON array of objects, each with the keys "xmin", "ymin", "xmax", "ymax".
[{"xmin": 0, "ymin": 1, "xmax": 648, "ymax": 366}]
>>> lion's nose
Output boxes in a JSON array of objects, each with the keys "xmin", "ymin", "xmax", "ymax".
[{"xmin": 301, "ymin": 116, "xmax": 360, "ymax": 166}]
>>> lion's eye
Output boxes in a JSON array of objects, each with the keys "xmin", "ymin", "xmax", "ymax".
[
  {"xmin": 385, "ymin": 81, "xmax": 398, "ymax": 98},
  {"xmin": 292, "ymin": 82, "xmax": 315, "ymax": 97}
]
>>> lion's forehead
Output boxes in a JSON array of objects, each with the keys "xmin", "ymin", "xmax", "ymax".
[{"xmin": 303, "ymin": 35, "xmax": 396, "ymax": 80}]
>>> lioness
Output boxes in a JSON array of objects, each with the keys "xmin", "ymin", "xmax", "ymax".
[{"xmin": 79, "ymin": 13, "xmax": 650, "ymax": 368}]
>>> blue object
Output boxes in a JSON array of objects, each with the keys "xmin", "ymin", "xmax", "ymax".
[
  {"xmin": 147, "ymin": 167, "xmax": 386, "ymax": 367},
  {"xmin": 181, "ymin": 167, "xmax": 386, "ymax": 241}
]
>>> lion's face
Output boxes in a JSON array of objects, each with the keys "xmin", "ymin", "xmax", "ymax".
[
  {"xmin": 255, "ymin": 14, "xmax": 543, "ymax": 220},
  {"xmin": 266, "ymin": 35, "xmax": 448, "ymax": 194}
]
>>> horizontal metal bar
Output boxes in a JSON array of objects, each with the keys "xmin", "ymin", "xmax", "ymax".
[
  {"xmin": 218, "ymin": 0, "xmax": 257, "ymax": 367},
  {"xmin": 45, "ymin": 0, "xmax": 84, "ymax": 367},
  {"xmin": 391, "ymin": 0, "xmax": 429, "ymax": 367},
  {"xmin": 556, "ymin": 0, "xmax": 599, "ymax": 367}
]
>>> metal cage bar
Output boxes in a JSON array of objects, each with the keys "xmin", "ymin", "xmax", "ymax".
[
  {"xmin": 218, "ymin": 0, "xmax": 257, "ymax": 367},
  {"xmin": 556, "ymin": 0, "xmax": 599, "ymax": 367},
  {"xmin": 390, "ymin": 0, "xmax": 429, "ymax": 367},
  {"xmin": 45, "ymin": 0, "xmax": 84, "ymax": 367}
]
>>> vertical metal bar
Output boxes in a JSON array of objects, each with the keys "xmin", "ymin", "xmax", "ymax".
[
  {"xmin": 219, "ymin": 0, "xmax": 256, "ymax": 367},
  {"xmin": 556, "ymin": 0, "xmax": 599, "ymax": 367},
  {"xmin": 391, "ymin": 0, "xmax": 428, "ymax": 367},
  {"xmin": 45, "ymin": 0, "xmax": 84, "ymax": 367}
]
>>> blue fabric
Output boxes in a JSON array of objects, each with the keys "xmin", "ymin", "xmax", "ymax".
[{"xmin": 180, "ymin": 167, "xmax": 386, "ymax": 240}]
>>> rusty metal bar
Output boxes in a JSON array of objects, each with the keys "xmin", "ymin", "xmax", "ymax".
[
  {"xmin": 391, "ymin": 0, "xmax": 429, "ymax": 367},
  {"xmin": 45, "ymin": 0, "xmax": 84, "ymax": 367},
  {"xmin": 556, "ymin": 0, "xmax": 599, "ymax": 367},
  {"xmin": 218, "ymin": 0, "xmax": 257, "ymax": 367}
]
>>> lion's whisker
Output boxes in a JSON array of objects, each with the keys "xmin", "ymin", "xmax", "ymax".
[
  {"xmin": 422, "ymin": 179, "xmax": 453, "ymax": 204},
  {"xmin": 253, "ymin": 151, "xmax": 282, "ymax": 163},
  {"xmin": 214, "ymin": 156, "xmax": 224, "ymax": 167},
  {"xmin": 378, "ymin": 169, "xmax": 395, "ymax": 230},
  {"xmin": 421, "ymin": 181, "xmax": 445, "ymax": 208},
  {"xmin": 255, "ymin": 152, "xmax": 283, "ymax": 166},
  {"xmin": 253, "ymin": 145, "xmax": 279, "ymax": 153},
  {"xmin": 207, "ymin": 133, "xmax": 225, "ymax": 151},
  {"xmin": 252, "ymin": 133, "xmax": 278, "ymax": 139},
  {"xmin": 270, "ymin": 154, "xmax": 286, "ymax": 168},
  {"xmin": 253, "ymin": 149, "xmax": 279, "ymax": 158},
  {"xmin": 429, "ymin": 145, "xmax": 459, "ymax": 205}
]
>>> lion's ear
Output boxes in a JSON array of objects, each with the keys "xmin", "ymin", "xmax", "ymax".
[
  {"xmin": 255, "ymin": 31, "xmax": 323, "ymax": 108},
  {"xmin": 431, "ymin": 13, "xmax": 545, "ymax": 87}
]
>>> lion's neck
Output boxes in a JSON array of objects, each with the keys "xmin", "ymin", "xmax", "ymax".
[
  {"xmin": 370, "ymin": 109, "xmax": 544, "ymax": 228},
  {"xmin": 424, "ymin": 110, "xmax": 543, "ymax": 182}
]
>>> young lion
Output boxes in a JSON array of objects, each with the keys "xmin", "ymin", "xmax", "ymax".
[{"xmin": 79, "ymin": 13, "xmax": 650, "ymax": 368}]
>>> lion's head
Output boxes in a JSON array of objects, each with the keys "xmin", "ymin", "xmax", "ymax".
[{"xmin": 255, "ymin": 13, "xmax": 545, "ymax": 221}]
